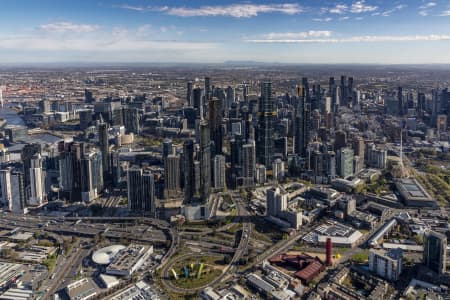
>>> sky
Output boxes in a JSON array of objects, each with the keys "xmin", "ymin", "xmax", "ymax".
[{"xmin": 1, "ymin": 0, "xmax": 450, "ymax": 64}]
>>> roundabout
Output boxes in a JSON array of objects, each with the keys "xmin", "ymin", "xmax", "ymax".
[{"xmin": 161, "ymin": 253, "xmax": 228, "ymax": 293}]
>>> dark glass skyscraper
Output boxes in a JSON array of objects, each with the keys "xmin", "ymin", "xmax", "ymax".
[
  {"xmin": 199, "ymin": 120, "xmax": 211, "ymax": 202},
  {"xmin": 183, "ymin": 139, "xmax": 195, "ymax": 203},
  {"xmin": 423, "ymin": 230, "xmax": 447, "ymax": 274},
  {"xmin": 257, "ymin": 82, "xmax": 276, "ymax": 168},
  {"xmin": 209, "ymin": 97, "xmax": 223, "ymax": 155},
  {"xmin": 294, "ymin": 86, "xmax": 311, "ymax": 158},
  {"xmin": 127, "ymin": 167, "xmax": 155, "ymax": 214}
]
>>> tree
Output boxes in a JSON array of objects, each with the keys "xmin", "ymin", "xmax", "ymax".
[{"xmin": 223, "ymin": 255, "xmax": 231, "ymax": 264}]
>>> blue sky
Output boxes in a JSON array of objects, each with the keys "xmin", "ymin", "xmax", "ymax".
[{"xmin": 1, "ymin": 0, "xmax": 450, "ymax": 63}]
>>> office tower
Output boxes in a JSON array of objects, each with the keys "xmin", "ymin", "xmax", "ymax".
[
  {"xmin": 302, "ymin": 77, "xmax": 310, "ymax": 101},
  {"xmin": 127, "ymin": 167, "xmax": 155, "ymax": 214},
  {"xmin": 165, "ymin": 154, "xmax": 181, "ymax": 198},
  {"xmin": 242, "ymin": 142, "xmax": 256, "ymax": 181},
  {"xmin": 334, "ymin": 130, "xmax": 347, "ymax": 151},
  {"xmin": 272, "ymin": 159, "xmax": 284, "ymax": 181},
  {"xmin": 98, "ymin": 120, "xmax": 110, "ymax": 175},
  {"xmin": 255, "ymin": 164, "xmax": 266, "ymax": 184},
  {"xmin": 162, "ymin": 139, "xmax": 173, "ymax": 160},
  {"xmin": 337, "ymin": 148, "xmax": 354, "ymax": 179},
  {"xmin": 39, "ymin": 99, "xmax": 51, "ymax": 113},
  {"xmin": 294, "ymin": 86, "xmax": 311, "ymax": 157},
  {"xmin": 369, "ymin": 248, "xmax": 403, "ymax": 281},
  {"xmin": 123, "ymin": 107, "xmax": 140, "ymax": 134},
  {"xmin": 21, "ymin": 143, "xmax": 41, "ymax": 200},
  {"xmin": 243, "ymin": 83, "xmax": 249, "ymax": 103},
  {"xmin": 366, "ymin": 144, "xmax": 387, "ymax": 169},
  {"xmin": 257, "ymin": 82, "xmax": 276, "ymax": 168},
  {"xmin": 187, "ymin": 81, "xmax": 193, "ymax": 106},
  {"xmin": 209, "ymin": 97, "xmax": 223, "ymax": 155},
  {"xmin": 230, "ymin": 135, "xmax": 243, "ymax": 179},
  {"xmin": 423, "ymin": 230, "xmax": 447, "ymax": 274},
  {"xmin": 199, "ymin": 121, "xmax": 211, "ymax": 202},
  {"xmin": 80, "ymin": 150, "xmax": 103, "ymax": 202},
  {"xmin": 29, "ymin": 154, "xmax": 45, "ymax": 206},
  {"xmin": 94, "ymin": 101, "xmax": 123, "ymax": 125},
  {"xmin": 111, "ymin": 151, "xmax": 121, "ymax": 187},
  {"xmin": 84, "ymin": 89, "xmax": 95, "ymax": 103},
  {"xmin": 266, "ymin": 187, "xmax": 287, "ymax": 217},
  {"xmin": 398, "ymin": 87, "xmax": 404, "ymax": 116},
  {"xmin": 0, "ymin": 169, "xmax": 12, "ymax": 209},
  {"xmin": 225, "ymin": 86, "xmax": 234, "ymax": 113},
  {"xmin": 193, "ymin": 160, "xmax": 201, "ymax": 196},
  {"xmin": 79, "ymin": 109, "xmax": 93, "ymax": 130},
  {"xmin": 213, "ymin": 155, "xmax": 225, "ymax": 190},
  {"xmin": 340, "ymin": 75, "xmax": 347, "ymax": 106},
  {"xmin": 10, "ymin": 171, "xmax": 25, "ymax": 213},
  {"xmin": 193, "ymin": 87, "xmax": 203, "ymax": 118},
  {"xmin": 417, "ymin": 92, "xmax": 426, "ymax": 116},
  {"xmin": 183, "ymin": 140, "xmax": 195, "ymax": 203},
  {"xmin": 205, "ymin": 77, "xmax": 211, "ymax": 101}
]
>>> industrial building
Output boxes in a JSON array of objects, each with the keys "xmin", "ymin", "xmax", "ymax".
[
  {"xmin": 64, "ymin": 278, "xmax": 97, "ymax": 300},
  {"xmin": 303, "ymin": 222, "xmax": 363, "ymax": 248},
  {"xmin": 106, "ymin": 244, "xmax": 153, "ymax": 277},
  {"xmin": 269, "ymin": 253, "xmax": 325, "ymax": 284}
]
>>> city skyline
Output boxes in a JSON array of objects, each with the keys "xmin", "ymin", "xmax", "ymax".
[{"xmin": 1, "ymin": 0, "xmax": 450, "ymax": 64}]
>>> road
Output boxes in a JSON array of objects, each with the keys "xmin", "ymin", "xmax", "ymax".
[
  {"xmin": 160, "ymin": 190, "xmax": 251, "ymax": 293},
  {"xmin": 42, "ymin": 239, "xmax": 84, "ymax": 300}
]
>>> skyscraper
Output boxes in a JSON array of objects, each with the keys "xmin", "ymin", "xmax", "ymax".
[
  {"xmin": 0, "ymin": 169, "xmax": 12, "ymax": 209},
  {"xmin": 123, "ymin": 107, "xmax": 140, "ymax": 134},
  {"xmin": 199, "ymin": 120, "xmax": 211, "ymax": 202},
  {"xmin": 242, "ymin": 141, "xmax": 256, "ymax": 180},
  {"xmin": 98, "ymin": 120, "xmax": 110, "ymax": 175},
  {"xmin": 165, "ymin": 154, "xmax": 181, "ymax": 198},
  {"xmin": 205, "ymin": 76, "xmax": 211, "ymax": 101},
  {"xmin": 187, "ymin": 81, "xmax": 193, "ymax": 106},
  {"xmin": 213, "ymin": 155, "xmax": 225, "ymax": 190},
  {"xmin": 423, "ymin": 230, "xmax": 447, "ymax": 274},
  {"xmin": 294, "ymin": 86, "xmax": 311, "ymax": 157},
  {"xmin": 29, "ymin": 154, "xmax": 45, "ymax": 206},
  {"xmin": 257, "ymin": 82, "xmax": 276, "ymax": 168},
  {"xmin": 21, "ymin": 143, "xmax": 41, "ymax": 200},
  {"xmin": 193, "ymin": 87, "xmax": 203, "ymax": 118},
  {"xmin": 208, "ymin": 97, "xmax": 223, "ymax": 155},
  {"xmin": 183, "ymin": 139, "xmax": 195, "ymax": 203},
  {"xmin": 398, "ymin": 87, "xmax": 404, "ymax": 116},
  {"xmin": 338, "ymin": 148, "xmax": 354, "ymax": 179},
  {"xmin": 266, "ymin": 187, "xmax": 287, "ymax": 217},
  {"xmin": 127, "ymin": 167, "xmax": 155, "ymax": 214}
]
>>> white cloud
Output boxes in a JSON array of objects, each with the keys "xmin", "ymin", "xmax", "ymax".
[
  {"xmin": 38, "ymin": 22, "xmax": 99, "ymax": 33},
  {"xmin": 2, "ymin": 25, "xmax": 216, "ymax": 53},
  {"xmin": 339, "ymin": 16, "xmax": 350, "ymax": 20},
  {"xmin": 351, "ymin": 1, "xmax": 378, "ymax": 13},
  {"xmin": 261, "ymin": 31, "xmax": 332, "ymax": 39},
  {"xmin": 246, "ymin": 34, "xmax": 450, "ymax": 43},
  {"xmin": 419, "ymin": 2, "xmax": 437, "ymax": 9},
  {"xmin": 440, "ymin": 10, "xmax": 450, "ymax": 16},
  {"xmin": 381, "ymin": 4, "xmax": 407, "ymax": 17},
  {"xmin": 166, "ymin": 3, "xmax": 303, "ymax": 17},
  {"xmin": 117, "ymin": 3, "xmax": 303, "ymax": 18},
  {"xmin": 419, "ymin": 10, "xmax": 429, "ymax": 16},
  {"xmin": 329, "ymin": 4, "xmax": 348, "ymax": 14},
  {"xmin": 312, "ymin": 17, "xmax": 333, "ymax": 22}
]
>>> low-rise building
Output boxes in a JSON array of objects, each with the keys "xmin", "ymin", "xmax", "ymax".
[{"xmin": 65, "ymin": 278, "xmax": 97, "ymax": 300}]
